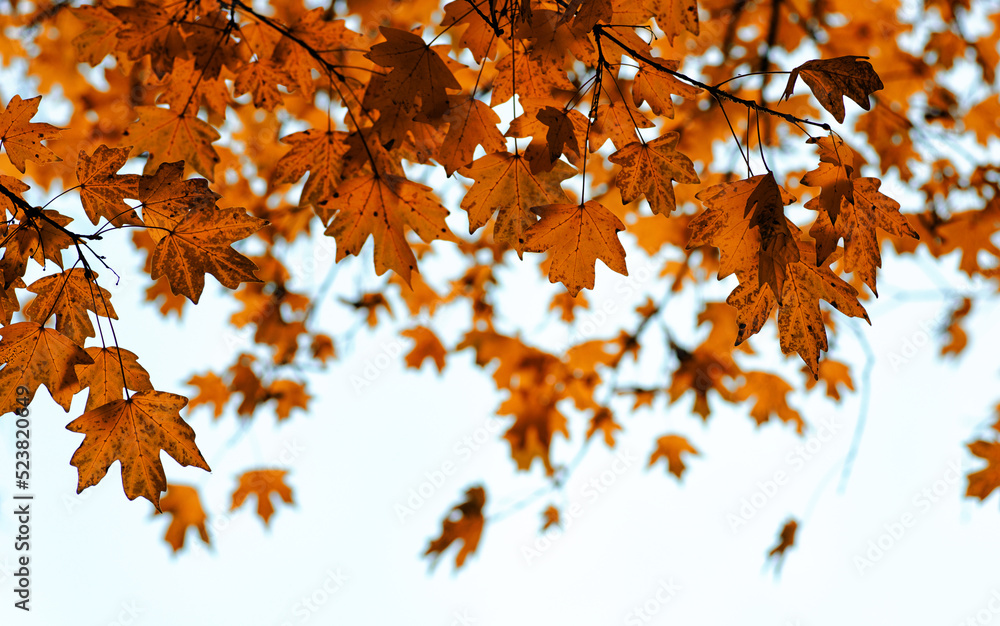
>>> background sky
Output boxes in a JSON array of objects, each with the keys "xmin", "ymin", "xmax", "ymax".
[{"xmin": 2, "ymin": 0, "xmax": 1000, "ymax": 623}]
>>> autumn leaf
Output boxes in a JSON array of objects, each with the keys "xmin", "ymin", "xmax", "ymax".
[
  {"xmin": 499, "ymin": 388, "xmax": 569, "ymax": 475},
  {"xmin": 401, "ymin": 326, "xmax": 447, "ymax": 372},
  {"xmin": 667, "ymin": 341, "xmax": 739, "ymax": 418},
  {"xmin": 136, "ymin": 161, "xmax": 220, "ymax": 238},
  {"xmin": 159, "ymin": 484, "xmax": 210, "ymax": 552},
  {"xmin": 967, "ymin": 441, "xmax": 1000, "ymax": 501},
  {"xmin": 366, "ymin": 26, "xmax": 461, "ymax": 119},
  {"xmin": 647, "ymin": 0, "xmax": 700, "ymax": 44},
  {"xmin": 66, "ymin": 390, "xmax": 211, "ymax": 511},
  {"xmin": 69, "ymin": 6, "xmax": 123, "ymax": 66},
  {"xmin": 0, "ymin": 95, "xmax": 61, "ymax": 173},
  {"xmin": 648, "ymin": 434, "xmax": 699, "ymax": 479},
  {"xmin": 777, "ymin": 244, "xmax": 869, "ymax": 376},
  {"xmin": 536, "ymin": 106, "xmax": 585, "ymax": 163},
  {"xmin": 76, "ymin": 145, "xmax": 141, "ymax": 226},
  {"xmin": 267, "ymin": 379, "xmax": 311, "ymax": 420},
  {"xmin": 326, "ymin": 173, "xmax": 453, "ymax": 285},
  {"xmin": 0, "ymin": 209, "xmax": 75, "ymax": 289},
  {"xmin": 631, "ymin": 61, "xmax": 700, "ymax": 118},
  {"xmin": 767, "ymin": 518, "xmax": 798, "ymax": 570},
  {"xmin": 782, "ymin": 56, "xmax": 884, "ymax": 124},
  {"xmin": 689, "ymin": 173, "xmax": 800, "ymax": 300},
  {"xmin": 234, "ymin": 60, "xmax": 286, "ymax": 111},
  {"xmin": 541, "ymin": 505, "xmax": 561, "ymax": 531},
  {"xmin": 732, "ymin": 371, "xmax": 804, "ymax": 433},
  {"xmin": 440, "ymin": 0, "xmax": 501, "ymax": 63},
  {"xmin": 76, "ymin": 347, "xmax": 154, "ymax": 412},
  {"xmin": 522, "ymin": 200, "xmax": 628, "ymax": 296},
  {"xmin": 230, "ymin": 469, "xmax": 295, "ymax": 525},
  {"xmin": 272, "ymin": 129, "xmax": 351, "ymax": 221},
  {"xmin": 24, "ymin": 269, "xmax": 118, "ymax": 346},
  {"xmin": 459, "ymin": 152, "xmax": 575, "ymax": 255},
  {"xmin": 941, "ymin": 297, "xmax": 972, "ymax": 356},
  {"xmin": 832, "ymin": 178, "xmax": 919, "ymax": 295},
  {"xmin": 150, "ymin": 207, "xmax": 267, "ymax": 303},
  {"xmin": 340, "ymin": 292, "xmax": 394, "ymax": 327},
  {"xmin": 425, "ymin": 486, "xmax": 486, "ymax": 570},
  {"xmin": 802, "ymin": 359, "xmax": 854, "ymax": 400},
  {"xmin": 127, "ymin": 105, "xmax": 221, "ymax": 180},
  {"xmin": 586, "ymin": 407, "xmax": 622, "ymax": 447},
  {"xmin": 0, "ymin": 321, "xmax": 92, "ymax": 412},
  {"xmin": 608, "ymin": 132, "xmax": 699, "ymax": 216},
  {"xmin": 186, "ymin": 371, "xmax": 230, "ymax": 418},
  {"xmin": 800, "ymin": 134, "xmax": 866, "ymax": 225},
  {"xmin": 439, "ymin": 98, "xmax": 505, "ymax": 176}
]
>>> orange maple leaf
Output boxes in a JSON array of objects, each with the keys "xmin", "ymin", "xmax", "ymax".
[
  {"xmin": 647, "ymin": 0, "xmax": 700, "ymax": 45},
  {"xmin": 802, "ymin": 359, "xmax": 854, "ymax": 400},
  {"xmin": 76, "ymin": 145, "xmax": 141, "ymax": 226},
  {"xmin": 230, "ymin": 469, "xmax": 294, "ymax": 525},
  {"xmin": 159, "ymin": 483, "xmax": 210, "ymax": 552},
  {"xmin": 0, "ymin": 209, "xmax": 76, "ymax": 289},
  {"xmin": 0, "ymin": 321, "xmax": 92, "ymax": 412},
  {"xmin": 439, "ymin": 98, "xmax": 505, "ymax": 176},
  {"xmin": 800, "ymin": 135, "xmax": 866, "ymax": 225},
  {"xmin": 499, "ymin": 388, "xmax": 569, "ymax": 475},
  {"xmin": 782, "ymin": 56, "xmax": 884, "ymax": 124},
  {"xmin": 440, "ymin": 0, "xmax": 502, "ymax": 63},
  {"xmin": 586, "ymin": 406, "xmax": 623, "ymax": 447},
  {"xmin": 425, "ymin": 486, "xmax": 486, "ymax": 570},
  {"xmin": 732, "ymin": 243, "xmax": 869, "ymax": 376},
  {"xmin": 667, "ymin": 341, "xmax": 738, "ymax": 418},
  {"xmin": 126, "ymin": 105, "xmax": 221, "ymax": 180},
  {"xmin": 459, "ymin": 152, "xmax": 575, "ymax": 255},
  {"xmin": 689, "ymin": 173, "xmax": 800, "ymax": 300},
  {"xmin": 325, "ymin": 173, "xmax": 452, "ymax": 285},
  {"xmin": 522, "ymin": 200, "xmax": 628, "ymax": 296},
  {"xmin": 648, "ymin": 434, "xmax": 699, "ymax": 479},
  {"xmin": 23, "ymin": 269, "xmax": 118, "ymax": 346},
  {"xmin": 76, "ymin": 347, "xmax": 154, "ymax": 412},
  {"xmin": 813, "ymin": 177, "xmax": 918, "ymax": 295},
  {"xmin": 136, "ymin": 161, "xmax": 219, "ymax": 236},
  {"xmin": 186, "ymin": 371, "xmax": 230, "ymax": 418},
  {"xmin": 0, "ymin": 95, "xmax": 61, "ymax": 173},
  {"xmin": 366, "ymin": 26, "xmax": 461, "ymax": 119},
  {"xmin": 66, "ymin": 390, "xmax": 211, "ymax": 511},
  {"xmin": 267, "ymin": 379, "xmax": 311, "ymax": 420},
  {"xmin": 967, "ymin": 441, "xmax": 1000, "ymax": 501},
  {"xmin": 69, "ymin": 6, "xmax": 123, "ymax": 66},
  {"xmin": 941, "ymin": 297, "xmax": 972, "ymax": 356},
  {"xmin": 732, "ymin": 371, "xmax": 804, "ymax": 433},
  {"xmin": 150, "ymin": 207, "xmax": 267, "ymax": 303},
  {"xmin": 272, "ymin": 129, "xmax": 350, "ymax": 221},
  {"xmin": 631, "ymin": 60, "xmax": 700, "ymax": 119},
  {"xmin": 401, "ymin": 326, "xmax": 447, "ymax": 372},
  {"xmin": 608, "ymin": 132, "xmax": 699, "ymax": 216}
]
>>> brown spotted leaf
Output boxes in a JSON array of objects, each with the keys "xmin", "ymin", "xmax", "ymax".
[
  {"xmin": 782, "ymin": 56, "xmax": 883, "ymax": 123},
  {"xmin": 150, "ymin": 207, "xmax": 267, "ymax": 303},
  {"xmin": 66, "ymin": 390, "xmax": 211, "ymax": 511}
]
